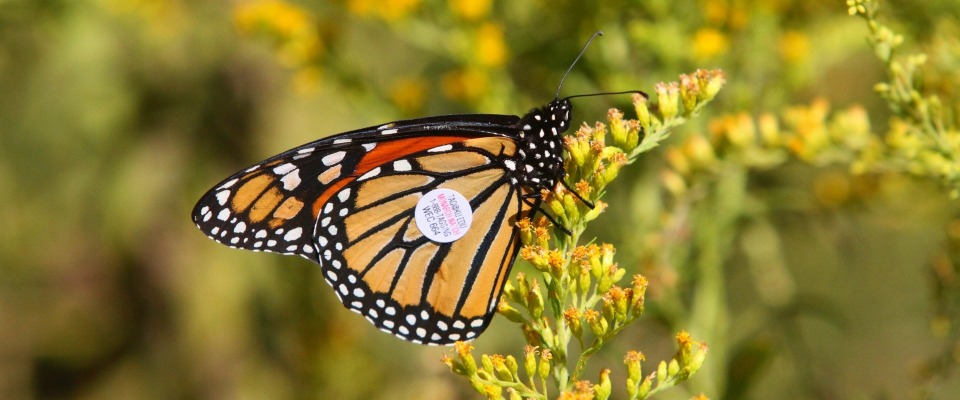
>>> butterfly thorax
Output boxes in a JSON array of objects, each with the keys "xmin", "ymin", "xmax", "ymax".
[{"xmin": 509, "ymin": 98, "xmax": 572, "ymax": 191}]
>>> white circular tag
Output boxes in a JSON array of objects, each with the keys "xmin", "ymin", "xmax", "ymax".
[{"xmin": 415, "ymin": 188, "xmax": 474, "ymax": 243}]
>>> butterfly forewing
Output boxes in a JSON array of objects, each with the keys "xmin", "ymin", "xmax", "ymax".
[{"xmin": 191, "ymin": 115, "xmax": 520, "ymax": 259}]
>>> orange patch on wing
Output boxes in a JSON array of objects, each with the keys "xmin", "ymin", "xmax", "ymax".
[
  {"xmin": 231, "ymin": 174, "xmax": 275, "ymax": 213},
  {"xmin": 363, "ymin": 248, "xmax": 405, "ymax": 293},
  {"xmin": 310, "ymin": 135, "xmax": 473, "ymax": 221},
  {"xmin": 415, "ymin": 151, "xmax": 490, "ymax": 173},
  {"xmin": 436, "ymin": 169, "xmax": 504, "ymax": 202},
  {"xmin": 249, "ymin": 187, "xmax": 283, "ymax": 223},
  {"xmin": 459, "ymin": 187, "xmax": 520, "ymax": 318},
  {"xmin": 273, "ymin": 196, "xmax": 304, "ymax": 219},
  {"xmin": 319, "ymin": 164, "xmax": 342, "ymax": 184},
  {"xmin": 463, "ymin": 137, "xmax": 517, "ymax": 157},
  {"xmin": 426, "ymin": 184, "xmax": 512, "ymax": 317},
  {"xmin": 343, "ymin": 193, "xmax": 420, "ymax": 242},
  {"xmin": 402, "ymin": 218, "xmax": 423, "ymax": 242},
  {"xmin": 355, "ymin": 174, "xmax": 433, "ymax": 209},
  {"xmin": 393, "ymin": 243, "xmax": 439, "ymax": 307},
  {"xmin": 342, "ymin": 219, "xmax": 404, "ymax": 273},
  {"xmin": 355, "ymin": 136, "xmax": 472, "ymax": 173}
]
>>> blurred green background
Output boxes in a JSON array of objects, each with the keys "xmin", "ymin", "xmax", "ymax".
[{"xmin": 2, "ymin": 0, "xmax": 959, "ymax": 398}]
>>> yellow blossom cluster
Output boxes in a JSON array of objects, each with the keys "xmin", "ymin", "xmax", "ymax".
[{"xmin": 234, "ymin": 0, "xmax": 324, "ymax": 92}]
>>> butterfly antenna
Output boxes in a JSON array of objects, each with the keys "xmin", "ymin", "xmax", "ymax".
[
  {"xmin": 563, "ymin": 90, "xmax": 648, "ymax": 101},
  {"xmin": 555, "ymin": 31, "xmax": 604, "ymax": 100}
]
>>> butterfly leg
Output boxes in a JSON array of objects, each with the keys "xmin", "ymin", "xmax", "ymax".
[
  {"xmin": 520, "ymin": 194, "xmax": 574, "ymax": 236},
  {"xmin": 559, "ymin": 176, "xmax": 595, "ymax": 209}
]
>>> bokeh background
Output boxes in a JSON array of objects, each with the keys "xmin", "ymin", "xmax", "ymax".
[{"xmin": 2, "ymin": 0, "xmax": 960, "ymax": 398}]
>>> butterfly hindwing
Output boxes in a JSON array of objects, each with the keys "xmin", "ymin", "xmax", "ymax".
[{"xmin": 317, "ymin": 136, "xmax": 533, "ymax": 345}]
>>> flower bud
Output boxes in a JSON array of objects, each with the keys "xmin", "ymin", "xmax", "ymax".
[
  {"xmin": 599, "ymin": 149, "xmax": 627, "ymax": 187},
  {"xmin": 491, "ymin": 354, "xmax": 513, "ymax": 381},
  {"xmin": 527, "ymin": 280, "xmax": 544, "ymax": 320},
  {"xmin": 578, "ymin": 266, "xmax": 591, "ymax": 295},
  {"xmin": 608, "ymin": 108, "xmax": 628, "ymax": 149},
  {"xmin": 626, "ymin": 120, "xmax": 642, "ymax": 150},
  {"xmin": 699, "ymin": 69, "xmax": 726, "ymax": 101},
  {"xmin": 676, "ymin": 330, "xmax": 693, "ymax": 366},
  {"xmin": 624, "ymin": 350, "xmax": 644, "ymax": 383},
  {"xmin": 631, "ymin": 275, "xmax": 648, "ymax": 317},
  {"xmin": 758, "ymin": 113, "xmax": 780, "ymax": 147},
  {"xmin": 497, "ymin": 301, "xmax": 525, "ymax": 323},
  {"xmin": 483, "ymin": 384, "xmax": 503, "ymax": 400},
  {"xmin": 633, "ymin": 92, "xmax": 652, "ymax": 130},
  {"xmin": 516, "ymin": 273, "xmax": 530, "ymax": 303},
  {"xmin": 481, "ymin": 354, "xmax": 495, "ymax": 375},
  {"xmin": 583, "ymin": 200, "xmax": 607, "ymax": 222},
  {"xmin": 538, "ymin": 349, "xmax": 552, "ymax": 380},
  {"xmin": 562, "ymin": 192, "xmax": 580, "ymax": 223},
  {"xmin": 454, "ymin": 341, "xmax": 477, "ymax": 376},
  {"xmin": 679, "ymin": 73, "xmax": 699, "ymax": 115},
  {"xmin": 585, "ymin": 309, "xmax": 607, "ymax": 337},
  {"xmin": 655, "ymin": 82, "xmax": 680, "ymax": 121},
  {"xmin": 691, "ymin": 342, "xmax": 708, "ymax": 373},
  {"xmin": 657, "ymin": 361, "xmax": 667, "ymax": 385},
  {"xmin": 505, "ymin": 354, "xmax": 519, "ymax": 375},
  {"xmin": 668, "ymin": 359, "xmax": 681, "ymax": 379},
  {"xmin": 563, "ymin": 307, "xmax": 583, "ymax": 338},
  {"xmin": 548, "ymin": 197, "xmax": 566, "ymax": 221},
  {"xmin": 523, "ymin": 345, "xmax": 537, "ymax": 379},
  {"xmin": 596, "ymin": 369, "xmax": 612, "ymax": 400},
  {"xmin": 638, "ymin": 375, "xmax": 652, "ymax": 398},
  {"xmin": 517, "ymin": 218, "xmax": 534, "ymax": 245},
  {"xmin": 564, "ymin": 135, "xmax": 586, "ymax": 168}
]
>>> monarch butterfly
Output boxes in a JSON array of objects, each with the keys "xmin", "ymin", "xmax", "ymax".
[{"xmin": 192, "ymin": 32, "xmax": 636, "ymax": 345}]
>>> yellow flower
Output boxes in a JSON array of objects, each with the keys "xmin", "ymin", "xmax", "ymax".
[
  {"xmin": 683, "ymin": 134, "xmax": 717, "ymax": 170},
  {"xmin": 758, "ymin": 113, "xmax": 781, "ymax": 147},
  {"xmin": 293, "ymin": 67, "xmax": 322, "ymax": 94},
  {"xmin": 390, "ymin": 77, "xmax": 428, "ymax": 114},
  {"xmin": 784, "ymin": 98, "xmax": 831, "ymax": 160},
  {"xmin": 692, "ymin": 28, "xmax": 729, "ymax": 61},
  {"xmin": 728, "ymin": 4, "xmax": 750, "ymax": 30},
  {"xmin": 347, "ymin": 0, "xmax": 420, "ymax": 20},
  {"xmin": 378, "ymin": 0, "xmax": 421, "ymax": 21},
  {"xmin": 442, "ymin": 68, "xmax": 488, "ymax": 101},
  {"xmin": 234, "ymin": 0, "xmax": 323, "ymax": 68},
  {"xmin": 235, "ymin": 0, "xmax": 310, "ymax": 37},
  {"xmin": 347, "ymin": 0, "xmax": 375, "ymax": 16},
  {"xmin": 702, "ymin": 1, "xmax": 727, "ymax": 25},
  {"xmin": 345, "ymin": 0, "xmax": 375, "ymax": 16},
  {"xmin": 780, "ymin": 31, "xmax": 810, "ymax": 64},
  {"xmin": 476, "ymin": 23, "xmax": 507, "ymax": 68},
  {"xmin": 450, "ymin": 0, "xmax": 491, "ymax": 20}
]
